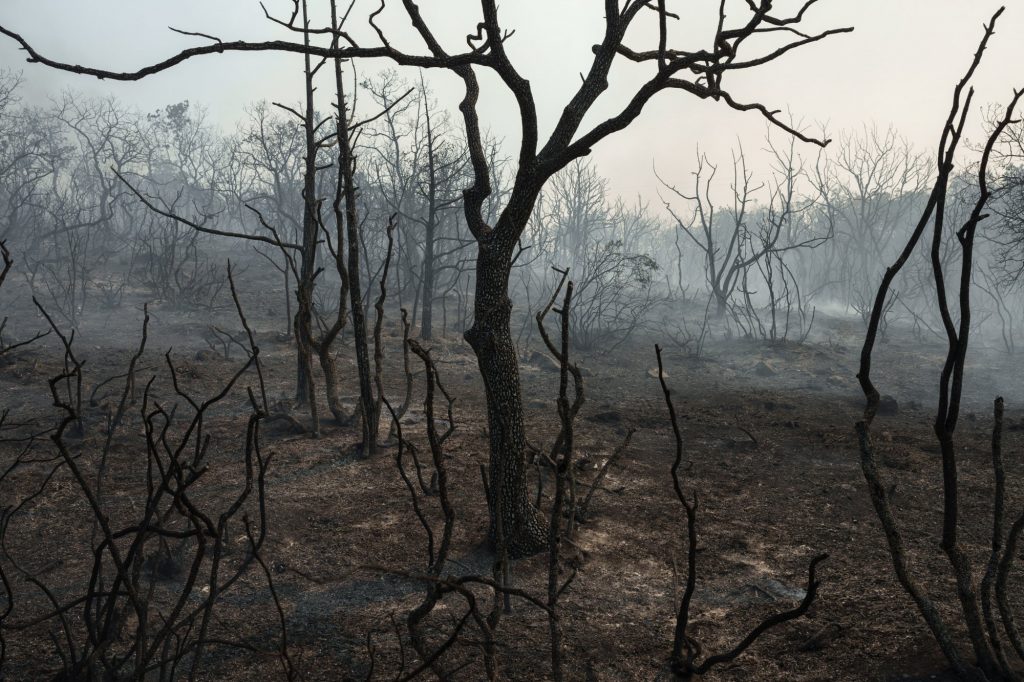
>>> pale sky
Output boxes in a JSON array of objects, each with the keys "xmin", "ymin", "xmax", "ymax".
[{"xmin": 1, "ymin": 1, "xmax": 1021, "ymax": 204}]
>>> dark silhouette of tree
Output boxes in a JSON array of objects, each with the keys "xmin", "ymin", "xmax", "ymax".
[
  {"xmin": 0, "ymin": 1, "xmax": 851, "ymax": 556},
  {"xmin": 857, "ymin": 8, "xmax": 1024, "ymax": 680}
]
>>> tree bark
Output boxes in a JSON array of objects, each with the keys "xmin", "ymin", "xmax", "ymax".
[
  {"xmin": 294, "ymin": 0, "xmax": 318, "ymax": 408},
  {"xmin": 419, "ymin": 98, "xmax": 439, "ymax": 341},
  {"xmin": 420, "ymin": 215, "xmax": 435, "ymax": 340},
  {"xmin": 464, "ymin": 236, "xmax": 546, "ymax": 557},
  {"xmin": 332, "ymin": 23, "xmax": 378, "ymax": 458}
]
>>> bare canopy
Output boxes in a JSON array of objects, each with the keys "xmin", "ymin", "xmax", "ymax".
[{"xmin": 0, "ymin": 0, "xmax": 852, "ymax": 556}]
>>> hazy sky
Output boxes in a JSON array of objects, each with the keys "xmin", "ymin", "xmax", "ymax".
[{"xmin": 1, "ymin": 1, "xmax": 1021, "ymax": 205}]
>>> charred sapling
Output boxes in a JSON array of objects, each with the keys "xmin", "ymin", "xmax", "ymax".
[
  {"xmin": 656, "ymin": 345, "xmax": 827, "ymax": 678},
  {"xmin": 0, "ymin": 304, "xmax": 292, "ymax": 679},
  {"xmin": 856, "ymin": 9, "xmax": 1024, "ymax": 680}
]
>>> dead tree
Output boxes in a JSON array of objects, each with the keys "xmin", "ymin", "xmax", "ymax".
[
  {"xmin": 991, "ymin": 117, "xmax": 1024, "ymax": 278},
  {"xmin": 526, "ymin": 160, "xmax": 664, "ymax": 352},
  {"xmin": 535, "ymin": 271, "xmax": 583, "ymax": 681},
  {"xmin": 0, "ymin": 303, "xmax": 292, "ymax": 680},
  {"xmin": 131, "ymin": 101, "xmax": 234, "ymax": 310},
  {"xmin": 0, "ymin": 73, "xmax": 44, "ymax": 248},
  {"xmin": 362, "ymin": 73, "xmax": 472, "ymax": 341},
  {"xmin": 269, "ymin": 0, "xmax": 412, "ymax": 452},
  {"xmin": 734, "ymin": 134, "xmax": 827, "ymax": 343},
  {"xmin": 234, "ymin": 101, "xmax": 307, "ymax": 336},
  {"xmin": 662, "ymin": 137, "xmax": 828, "ymax": 331},
  {"xmin": 543, "ymin": 159, "xmax": 614, "ymax": 267},
  {"xmin": 327, "ymin": 0, "xmax": 386, "ymax": 455},
  {"xmin": 0, "ymin": 0, "xmax": 852, "ymax": 556},
  {"xmin": 412, "ymin": 85, "xmax": 469, "ymax": 341},
  {"xmin": 293, "ymin": 0, "xmax": 326, "ymax": 418},
  {"xmin": 975, "ymin": 264, "xmax": 1017, "ymax": 355},
  {"xmin": 811, "ymin": 125, "xmax": 929, "ymax": 323},
  {"xmin": 656, "ymin": 345, "xmax": 826, "ymax": 678},
  {"xmin": 856, "ymin": 9, "xmax": 1024, "ymax": 680},
  {"xmin": 660, "ymin": 149, "xmax": 761, "ymax": 318},
  {"xmin": 0, "ymin": 243, "xmax": 49, "ymax": 358}
]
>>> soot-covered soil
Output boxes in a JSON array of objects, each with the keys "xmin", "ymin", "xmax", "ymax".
[{"xmin": 2, "ymin": 280, "xmax": 1023, "ymax": 681}]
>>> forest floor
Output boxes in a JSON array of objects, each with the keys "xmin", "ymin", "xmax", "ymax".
[{"xmin": 2, "ymin": 275, "xmax": 1024, "ymax": 681}]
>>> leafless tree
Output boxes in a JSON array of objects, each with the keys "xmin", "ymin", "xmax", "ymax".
[
  {"xmin": 0, "ymin": 297, "xmax": 293, "ymax": 679},
  {"xmin": 656, "ymin": 344, "xmax": 827, "ymax": 678},
  {"xmin": 663, "ymin": 136, "xmax": 826, "ymax": 343},
  {"xmin": 661, "ymin": 148, "xmax": 761, "ymax": 318},
  {"xmin": 523, "ymin": 160, "xmax": 664, "ymax": 352},
  {"xmin": 857, "ymin": 9, "xmax": 1024, "ymax": 679},
  {"xmin": 811, "ymin": 125, "xmax": 929, "ymax": 322},
  {"xmin": 733, "ymin": 134, "xmax": 827, "ymax": 343},
  {"xmin": 0, "ymin": 0, "xmax": 851, "ymax": 555},
  {"xmin": 0, "ymin": 73, "xmax": 58, "ymax": 253},
  {"xmin": 234, "ymin": 100, "xmax": 308, "ymax": 335}
]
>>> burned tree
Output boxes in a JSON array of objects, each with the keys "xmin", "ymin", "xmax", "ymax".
[
  {"xmin": 661, "ymin": 135, "xmax": 828, "ymax": 334},
  {"xmin": 361, "ymin": 73, "xmax": 473, "ymax": 341},
  {"xmin": 661, "ymin": 149, "xmax": 759, "ymax": 318},
  {"xmin": 656, "ymin": 345, "xmax": 827, "ymax": 678},
  {"xmin": 0, "ymin": 1, "xmax": 851, "ymax": 555},
  {"xmin": 811, "ymin": 126, "xmax": 929, "ymax": 323},
  {"xmin": 234, "ymin": 101, "xmax": 307, "ymax": 335},
  {"xmin": 0, "ymin": 298, "xmax": 292, "ymax": 679},
  {"xmin": 525, "ymin": 161, "xmax": 663, "ymax": 352},
  {"xmin": 857, "ymin": 8, "xmax": 1024, "ymax": 680},
  {"xmin": 411, "ymin": 89, "xmax": 469, "ymax": 342}
]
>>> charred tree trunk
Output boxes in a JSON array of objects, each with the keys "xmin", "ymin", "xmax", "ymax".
[
  {"xmin": 306, "ymin": 1, "xmax": 354, "ymax": 428},
  {"xmin": 332, "ymin": 1, "xmax": 377, "ymax": 457},
  {"xmin": 464, "ymin": 234, "xmax": 546, "ymax": 558},
  {"xmin": 294, "ymin": 0, "xmax": 318, "ymax": 410},
  {"xmin": 344, "ymin": 172, "xmax": 377, "ymax": 457},
  {"xmin": 419, "ymin": 100, "xmax": 439, "ymax": 341},
  {"xmin": 420, "ymin": 213, "xmax": 436, "ymax": 341}
]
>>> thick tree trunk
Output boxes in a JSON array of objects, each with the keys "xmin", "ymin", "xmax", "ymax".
[{"xmin": 464, "ymin": 240, "xmax": 547, "ymax": 557}]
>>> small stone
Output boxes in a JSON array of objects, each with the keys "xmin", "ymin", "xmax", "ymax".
[
  {"xmin": 878, "ymin": 395, "xmax": 899, "ymax": 416},
  {"xmin": 753, "ymin": 361, "xmax": 775, "ymax": 377}
]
